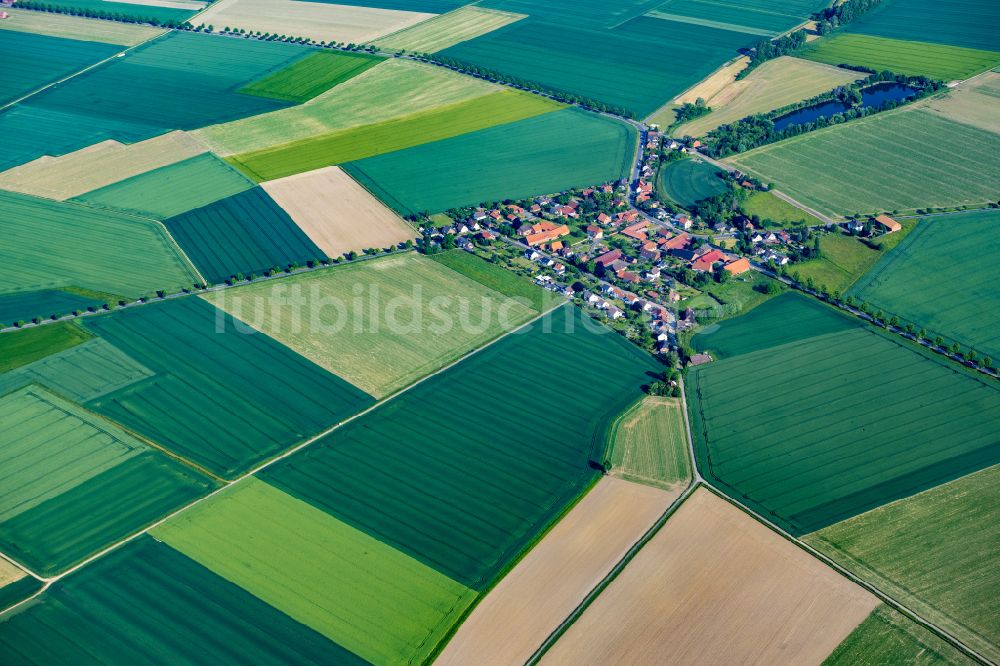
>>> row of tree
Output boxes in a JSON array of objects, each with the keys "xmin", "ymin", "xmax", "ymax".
[
  {"xmin": 15, "ymin": 0, "xmax": 194, "ymax": 27},
  {"xmin": 813, "ymin": 0, "xmax": 884, "ymax": 35}
]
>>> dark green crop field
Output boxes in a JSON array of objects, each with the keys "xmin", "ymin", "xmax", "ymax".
[
  {"xmin": 849, "ymin": 210, "xmax": 1000, "ymax": 361},
  {"xmin": 846, "ymin": 0, "xmax": 1000, "ymax": 52},
  {"xmin": 692, "ymin": 292, "xmax": 856, "ymax": 359},
  {"xmin": 262, "ymin": 304, "xmax": 661, "ymax": 588},
  {"xmin": 688, "ymin": 296, "xmax": 1000, "ymax": 534},
  {"xmin": 0, "ymin": 578, "xmax": 42, "ymax": 615},
  {"xmin": 344, "ymin": 108, "xmax": 634, "ymax": 215},
  {"xmin": 164, "ymin": 187, "xmax": 325, "ymax": 284},
  {"xmin": 84, "ymin": 298, "xmax": 374, "ymax": 478},
  {"xmin": 0, "ymin": 290, "xmax": 102, "ymax": 328},
  {"xmin": 0, "ymin": 537, "xmax": 364, "ymax": 663},
  {"xmin": 240, "ymin": 50, "xmax": 384, "ymax": 103},
  {"xmin": 656, "ymin": 158, "xmax": 730, "ymax": 208},
  {"xmin": 0, "ymin": 31, "xmax": 119, "ymax": 107}
]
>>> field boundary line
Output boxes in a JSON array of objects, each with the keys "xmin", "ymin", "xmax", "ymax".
[
  {"xmin": 6, "ymin": 300, "xmax": 567, "ymax": 594},
  {"xmin": 699, "ymin": 483, "xmax": 996, "ymax": 666}
]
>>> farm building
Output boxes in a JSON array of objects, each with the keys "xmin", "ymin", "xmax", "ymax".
[
  {"xmin": 525, "ymin": 222, "xmax": 570, "ymax": 247},
  {"xmin": 723, "ymin": 258, "xmax": 751, "ymax": 275},
  {"xmin": 874, "ymin": 214, "xmax": 902, "ymax": 233},
  {"xmin": 691, "ymin": 249, "xmax": 726, "ymax": 272}
]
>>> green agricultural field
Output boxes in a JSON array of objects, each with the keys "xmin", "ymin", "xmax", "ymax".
[
  {"xmin": 344, "ymin": 108, "xmax": 634, "ymax": 215},
  {"xmin": 687, "ymin": 294, "xmax": 1000, "ymax": 535},
  {"xmin": 0, "ymin": 7, "xmax": 165, "ymax": 45},
  {"xmin": 692, "ymin": 292, "xmax": 854, "ymax": 358},
  {"xmin": 0, "ymin": 191, "xmax": 199, "ymax": 299},
  {"xmin": 0, "ymin": 338, "xmax": 153, "ymax": 403},
  {"xmin": 656, "ymin": 158, "xmax": 730, "ymax": 208},
  {"xmin": 0, "ymin": 577, "xmax": 42, "ymax": 614},
  {"xmin": 428, "ymin": 249, "xmax": 548, "ymax": 312},
  {"xmin": 789, "ymin": 231, "xmax": 885, "ymax": 293},
  {"xmin": 799, "ymin": 33, "xmax": 1000, "ymax": 82},
  {"xmin": 727, "ymin": 107, "xmax": 1000, "ymax": 217},
  {"xmin": 742, "ymin": 191, "xmax": 821, "ymax": 227},
  {"xmin": 261, "ymin": 303, "xmax": 661, "ymax": 589},
  {"xmin": 849, "ymin": 210, "xmax": 1000, "ymax": 366},
  {"xmin": 825, "ymin": 605, "xmax": 975, "ymax": 666},
  {"xmin": 84, "ymin": 297, "xmax": 374, "ymax": 478},
  {"xmin": 609, "ymin": 396, "xmax": 691, "ymax": 490},
  {"xmin": 0, "ymin": 290, "xmax": 103, "ymax": 328},
  {"xmin": 808, "ymin": 464, "xmax": 1000, "ymax": 663},
  {"xmin": 372, "ymin": 5, "xmax": 525, "ymax": 53},
  {"xmin": 229, "ymin": 89, "xmax": 563, "ymax": 181},
  {"xmin": 239, "ymin": 50, "xmax": 384, "ymax": 103},
  {"xmin": 73, "ymin": 153, "xmax": 254, "ymax": 220},
  {"xmin": 648, "ymin": 0, "xmax": 821, "ymax": 36},
  {"xmin": 0, "ymin": 323, "xmax": 90, "ymax": 373},
  {"xmin": 153, "ymin": 479, "xmax": 475, "ymax": 666},
  {"xmin": 194, "ymin": 59, "xmax": 499, "ymax": 156},
  {"xmin": 164, "ymin": 187, "xmax": 325, "ymax": 284},
  {"xmin": 0, "ymin": 30, "xmax": 120, "ymax": 106},
  {"xmin": 677, "ymin": 56, "xmax": 862, "ymax": 136},
  {"xmin": 22, "ymin": 0, "xmax": 199, "ymax": 24},
  {"xmin": 206, "ymin": 253, "xmax": 537, "ymax": 398},
  {"xmin": 846, "ymin": 0, "xmax": 1000, "ymax": 52},
  {"xmin": 0, "ymin": 386, "xmax": 215, "ymax": 575},
  {"xmin": 0, "ymin": 536, "xmax": 365, "ymax": 662}
]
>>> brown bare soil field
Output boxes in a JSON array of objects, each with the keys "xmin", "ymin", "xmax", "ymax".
[
  {"xmin": 543, "ymin": 489, "xmax": 878, "ymax": 666},
  {"xmin": 261, "ymin": 166, "xmax": 416, "ymax": 256},
  {"xmin": 0, "ymin": 132, "xmax": 206, "ymax": 200},
  {"xmin": 0, "ymin": 558, "xmax": 26, "ymax": 587},
  {"xmin": 438, "ymin": 478, "xmax": 677, "ymax": 665}
]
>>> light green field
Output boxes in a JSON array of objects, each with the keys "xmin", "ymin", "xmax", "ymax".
[
  {"xmin": 204, "ymin": 253, "xmax": 537, "ymax": 398},
  {"xmin": 0, "ymin": 386, "xmax": 145, "ymax": 523},
  {"xmin": 789, "ymin": 232, "xmax": 883, "ymax": 293},
  {"xmin": 373, "ymin": 5, "xmax": 525, "ymax": 53},
  {"xmin": 678, "ymin": 56, "xmax": 863, "ymax": 136},
  {"xmin": 239, "ymin": 50, "xmax": 384, "ymax": 104},
  {"xmin": 825, "ymin": 605, "xmax": 975, "ymax": 666},
  {"xmin": 229, "ymin": 89, "xmax": 563, "ymax": 181},
  {"xmin": 194, "ymin": 59, "xmax": 499, "ymax": 156},
  {"xmin": 609, "ymin": 396, "xmax": 691, "ymax": 490},
  {"xmin": 0, "ymin": 7, "xmax": 165, "ymax": 45},
  {"xmin": 799, "ymin": 33, "xmax": 1000, "ymax": 82},
  {"xmin": 0, "ymin": 191, "xmax": 199, "ymax": 299},
  {"xmin": 807, "ymin": 464, "xmax": 1000, "ymax": 663},
  {"xmin": 742, "ymin": 191, "xmax": 820, "ymax": 227},
  {"xmin": 0, "ymin": 132, "xmax": 206, "ymax": 201},
  {"xmin": 72, "ymin": 153, "xmax": 254, "ymax": 219},
  {"xmin": 727, "ymin": 107, "xmax": 1000, "ymax": 217},
  {"xmin": 921, "ymin": 71, "xmax": 1000, "ymax": 135},
  {"xmin": 152, "ymin": 478, "xmax": 476, "ymax": 666}
]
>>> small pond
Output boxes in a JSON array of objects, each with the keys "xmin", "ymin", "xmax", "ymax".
[{"xmin": 772, "ymin": 83, "xmax": 918, "ymax": 131}]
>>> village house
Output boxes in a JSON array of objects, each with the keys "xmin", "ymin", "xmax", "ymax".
[
  {"xmin": 596, "ymin": 212, "xmax": 612, "ymax": 225},
  {"xmin": 640, "ymin": 242, "xmax": 661, "ymax": 262},
  {"xmin": 622, "ymin": 220, "xmax": 649, "ymax": 241},
  {"xmin": 594, "ymin": 248, "xmax": 623, "ymax": 268},
  {"xmin": 662, "ymin": 232, "xmax": 692, "ymax": 251},
  {"xmin": 525, "ymin": 221, "xmax": 571, "ymax": 247},
  {"xmin": 691, "ymin": 249, "xmax": 727, "ymax": 272},
  {"xmin": 723, "ymin": 257, "xmax": 751, "ymax": 275},
  {"xmin": 674, "ymin": 215, "xmax": 693, "ymax": 230}
]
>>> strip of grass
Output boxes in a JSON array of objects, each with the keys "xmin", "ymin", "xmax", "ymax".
[
  {"xmin": 239, "ymin": 50, "xmax": 384, "ymax": 103},
  {"xmin": 428, "ymin": 249, "xmax": 547, "ymax": 312},
  {"xmin": 824, "ymin": 604, "xmax": 974, "ymax": 665},
  {"xmin": 153, "ymin": 478, "xmax": 475, "ymax": 666},
  {"xmin": 0, "ymin": 323, "xmax": 91, "ymax": 373},
  {"xmin": 229, "ymin": 89, "xmax": 563, "ymax": 182},
  {"xmin": 809, "ymin": 464, "xmax": 1000, "ymax": 663},
  {"xmin": 609, "ymin": 396, "xmax": 691, "ymax": 489}
]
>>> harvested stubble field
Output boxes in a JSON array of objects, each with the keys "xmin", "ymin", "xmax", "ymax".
[
  {"xmin": 372, "ymin": 5, "xmax": 525, "ymax": 53},
  {"xmin": 84, "ymin": 298, "xmax": 374, "ymax": 478},
  {"xmin": 0, "ymin": 323, "xmax": 90, "ymax": 373},
  {"xmin": 344, "ymin": 108, "xmax": 634, "ymax": 215},
  {"xmin": 0, "ymin": 132, "xmax": 205, "ymax": 201},
  {"xmin": 609, "ymin": 396, "xmax": 691, "ymax": 489},
  {"xmin": 0, "ymin": 385, "xmax": 215, "ymax": 575},
  {"xmin": 195, "ymin": 59, "xmax": 498, "ymax": 155},
  {"xmin": 845, "ymin": 0, "xmax": 1000, "ymax": 52},
  {"xmin": 153, "ymin": 478, "xmax": 475, "ymax": 666},
  {"xmin": 800, "ymin": 33, "xmax": 1000, "ymax": 82},
  {"xmin": 727, "ymin": 106, "xmax": 1000, "ymax": 217},
  {"xmin": 73, "ymin": 153, "xmax": 254, "ymax": 220},
  {"xmin": 439, "ymin": 478, "xmax": 676, "ymax": 666},
  {"xmin": 676, "ymin": 56, "xmax": 862, "ymax": 136},
  {"xmin": 0, "ymin": 31, "xmax": 120, "ymax": 106},
  {"xmin": 808, "ymin": 464, "xmax": 1000, "ymax": 663},
  {"xmin": 229, "ymin": 89, "xmax": 562, "ymax": 181},
  {"xmin": 261, "ymin": 304, "xmax": 661, "ymax": 589},
  {"xmin": 922, "ymin": 72, "xmax": 1000, "ymax": 135},
  {"xmin": 0, "ymin": 190, "xmax": 198, "ymax": 300},
  {"xmin": 239, "ymin": 51, "xmax": 384, "ymax": 104},
  {"xmin": 543, "ymin": 489, "xmax": 878, "ymax": 664},
  {"xmin": 0, "ymin": 8, "xmax": 165, "ymax": 45},
  {"xmin": 0, "ymin": 560, "xmax": 25, "ymax": 588},
  {"xmin": 196, "ymin": 0, "xmax": 433, "ymax": 44},
  {"xmin": 261, "ymin": 166, "xmax": 415, "ymax": 258},
  {"xmin": 688, "ymin": 294, "xmax": 1000, "ymax": 534},
  {"xmin": 849, "ymin": 210, "xmax": 1000, "ymax": 359},
  {"xmin": 656, "ymin": 158, "xmax": 729, "ymax": 207},
  {"xmin": 0, "ymin": 536, "xmax": 366, "ymax": 662},
  {"xmin": 164, "ymin": 187, "xmax": 325, "ymax": 284},
  {"xmin": 206, "ymin": 253, "xmax": 536, "ymax": 398}
]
